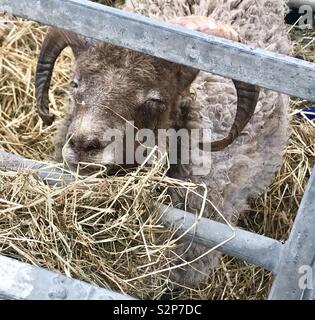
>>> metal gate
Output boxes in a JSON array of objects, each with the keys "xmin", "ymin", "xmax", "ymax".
[{"xmin": 0, "ymin": 0, "xmax": 315, "ymax": 300}]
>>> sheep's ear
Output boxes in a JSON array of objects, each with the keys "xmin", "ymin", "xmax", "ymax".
[{"xmin": 177, "ymin": 66, "xmax": 199, "ymax": 92}]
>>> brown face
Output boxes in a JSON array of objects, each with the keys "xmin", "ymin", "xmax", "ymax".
[
  {"xmin": 36, "ymin": 26, "xmax": 259, "ymax": 173},
  {"xmin": 61, "ymin": 43, "xmax": 198, "ymax": 172}
]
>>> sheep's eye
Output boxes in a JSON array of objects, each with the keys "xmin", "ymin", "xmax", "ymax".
[
  {"xmin": 70, "ymin": 80, "xmax": 79, "ymax": 89},
  {"xmin": 145, "ymin": 98, "xmax": 166, "ymax": 112}
]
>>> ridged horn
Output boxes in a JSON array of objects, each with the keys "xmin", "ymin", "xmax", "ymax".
[
  {"xmin": 207, "ymin": 80, "xmax": 260, "ymax": 152},
  {"xmin": 35, "ymin": 27, "xmax": 87, "ymax": 125},
  {"xmin": 169, "ymin": 16, "xmax": 261, "ymax": 151}
]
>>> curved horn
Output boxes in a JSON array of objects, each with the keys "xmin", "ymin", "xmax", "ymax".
[
  {"xmin": 35, "ymin": 28, "xmax": 87, "ymax": 125},
  {"xmin": 208, "ymin": 80, "xmax": 260, "ymax": 152},
  {"xmin": 170, "ymin": 16, "xmax": 261, "ymax": 151}
]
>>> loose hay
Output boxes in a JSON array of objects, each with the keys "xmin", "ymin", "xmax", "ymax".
[
  {"xmin": 0, "ymin": 161, "xmax": 194, "ymax": 299},
  {"xmin": 0, "ymin": 14, "xmax": 206, "ymax": 299},
  {"xmin": 0, "ymin": 9, "xmax": 314, "ymax": 300}
]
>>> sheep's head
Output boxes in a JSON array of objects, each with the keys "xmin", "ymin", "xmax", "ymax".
[{"xmin": 36, "ymin": 21, "xmax": 259, "ymax": 173}]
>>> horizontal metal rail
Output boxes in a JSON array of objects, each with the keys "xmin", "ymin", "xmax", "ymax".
[
  {"xmin": 0, "ymin": 150, "xmax": 283, "ymax": 273},
  {"xmin": 1, "ymin": 0, "xmax": 315, "ymax": 102},
  {"xmin": 160, "ymin": 205, "xmax": 284, "ymax": 273},
  {"xmin": 1, "ymin": 0, "xmax": 315, "ymax": 300},
  {"xmin": 0, "ymin": 151, "xmax": 75, "ymax": 186},
  {"xmin": 0, "ymin": 255, "xmax": 135, "ymax": 300},
  {"xmin": 1, "ymin": 152, "xmax": 315, "ymax": 300},
  {"xmin": 288, "ymin": 0, "xmax": 315, "ymax": 9}
]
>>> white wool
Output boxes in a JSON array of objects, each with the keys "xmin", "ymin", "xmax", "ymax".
[{"xmin": 123, "ymin": 0, "xmax": 291, "ymax": 286}]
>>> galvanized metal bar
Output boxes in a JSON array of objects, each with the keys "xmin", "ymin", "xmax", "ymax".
[
  {"xmin": 159, "ymin": 204, "xmax": 283, "ymax": 273},
  {"xmin": 0, "ymin": 150, "xmax": 75, "ymax": 186},
  {"xmin": 1, "ymin": 0, "xmax": 315, "ymax": 102},
  {"xmin": 288, "ymin": 0, "xmax": 315, "ymax": 10},
  {"xmin": 0, "ymin": 150, "xmax": 283, "ymax": 273},
  {"xmin": 268, "ymin": 167, "xmax": 315, "ymax": 300},
  {"xmin": 0, "ymin": 255, "xmax": 136, "ymax": 300}
]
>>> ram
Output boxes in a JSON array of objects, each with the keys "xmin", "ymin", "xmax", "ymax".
[{"xmin": 35, "ymin": 0, "xmax": 291, "ymax": 286}]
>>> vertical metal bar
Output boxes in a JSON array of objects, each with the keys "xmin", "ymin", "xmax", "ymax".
[{"xmin": 268, "ymin": 166, "xmax": 315, "ymax": 300}]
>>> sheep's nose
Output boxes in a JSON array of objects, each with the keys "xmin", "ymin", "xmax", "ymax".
[{"xmin": 68, "ymin": 135, "xmax": 103, "ymax": 153}]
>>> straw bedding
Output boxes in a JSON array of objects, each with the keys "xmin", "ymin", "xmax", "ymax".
[{"xmin": 0, "ymin": 1, "xmax": 314, "ymax": 299}]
